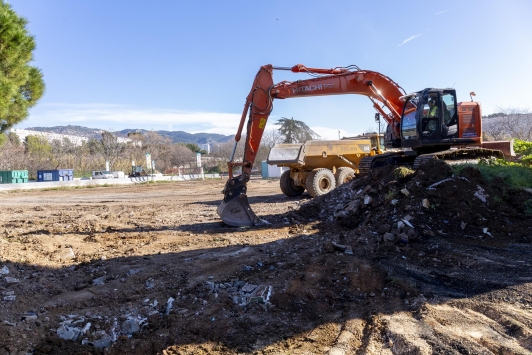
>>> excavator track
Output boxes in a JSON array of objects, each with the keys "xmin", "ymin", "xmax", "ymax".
[
  {"xmin": 412, "ymin": 147, "xmax": 504, "ymax": 170},
  {"xmin": 359, "ymin": 147, "xmax": 504, "ymax": 176},
  {"xmin": 358, "ymin": 152, "xmax": 413, "ymax": 176}
]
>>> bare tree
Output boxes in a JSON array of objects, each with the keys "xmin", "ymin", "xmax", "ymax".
[
  {"xmin": 261, "ymin": 128, "xmax": 283, "ymax": 150},
  {"xmin": 483, "ymin": 107, "xmax": 532, "ymax": 141},
  {"xmin": 101, "ymin": 131, "xmax": 126, "ymax": 169}
]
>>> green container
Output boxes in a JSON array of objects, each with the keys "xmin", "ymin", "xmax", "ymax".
[{"xmin": 0, "ymin": 170, "xmax": 29, "ymax": 184}]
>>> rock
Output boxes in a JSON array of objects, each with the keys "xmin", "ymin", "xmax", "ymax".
[
  {"xmin": 332, "ymin": 241, "xmax": 347, "ymax": 251},
  {"xmin": 121, "ymin": 319, "xmax": 140, "ymax": 334},
  {"xmin": 364, "ymin": 195, "xmax": 373, "ymax": 205},
  {"xmin": 166, "ymin": 297, "xmax": 175, "ymax": 315},
  {"xmin": 384, "ymin": 233, "xmax": 395, "ymax": 242},
  {"xmin": 397, "ymin": 233, "xmax": 409, "ymax": 244},
  {"xmin": 474, "ymin": 185, "xmax": 488, "ymax": 203},
  {"xmin": 61, "ymin": 247, "xmax": 75, "ymax": 260},
  {"xmin": 423, "ymin": 229, "xmax": 435, "ymax": 237},
  {"xmin": 401, "ymin": 188, "xmax": 410, "ymax": 196},
  {"xmin": 344, "ymin": 246, "xmax": 354, "ymax": 255},
  {"xmin": 0, "ymin": 266, "xmax": 9, "ymax": 275},
  {"xmin": 345, "ymin": 200, "xmax": 361, "ymax": 211},
  {"xmin": 323, "ymin": 243, "xmax": 335, "ymax": 253},
  {"xmin": 403, "ymin": 215, "xmax": 414, "ymax": 222},
  {"xmin": 397, "ymin": 221, "xmax": 405, "ymax": 229},
  {"xmin": 377, "ymin": 224, "xmax": 390, "ymax": 235},
  {"xmin": 93, "ymin": 335, "xmax": 112, "ymax": 349},
  {"xmin": 406, "ymin": 228, "xmax": 418, "ymax": 241},
  {"xmin": 461, "ymin": 221, "xmax": 467, "ymax": 230},
  {"xmin": 4, "ymin": 277, "xmax": 20, "ymax": 285},
  {"xmin": 422, "ymin": 198, "xmax": 430, "ymax": 209},
  {"xmin": 57, "ymin": 325, "xmax": 81, "ymax": 340},
  {"xmin": 241, "ymin": 283, "xmax": 258, "ymax": 293},
  {"xmin": 92, "ymin": 276, "xmax": 106, "ymax": 285},
  {"xmin": 402, "ymin": 219, "xmax": 414, "ymax": 228},
  {"xmin": 391, "ymin": 199, "xmax": 398, "ymax": 205}
]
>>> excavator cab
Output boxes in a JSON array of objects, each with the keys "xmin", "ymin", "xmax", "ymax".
[{"xmin": 400, "ymin": 89, "xmax": 461, "ymax": 151}]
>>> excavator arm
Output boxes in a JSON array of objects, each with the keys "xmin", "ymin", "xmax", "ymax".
[{"xmin": 218, "ymin": 64, "xmax": 407, "ymax": 227}]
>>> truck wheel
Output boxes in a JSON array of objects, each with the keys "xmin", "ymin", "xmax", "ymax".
[
  {"xmin": 306, "ymin": 168, "xmax": 336, "ymax": 197},
  {"xmin": 280, "ymin": 170, "xmax": 305, "ymax": 197},
  {"xmin": 335, "ymin": 167, "xmax": 355, "ymax": 186}
]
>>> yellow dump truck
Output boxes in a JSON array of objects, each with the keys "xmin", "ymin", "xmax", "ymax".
[{"xmin": 267, "ymin": 133, "xmax": 384, "ymax": 197}]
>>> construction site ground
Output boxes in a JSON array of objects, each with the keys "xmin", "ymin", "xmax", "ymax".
[{"xmin": 0, "ymin": 164, "xmax": 531, "ymax": 355}]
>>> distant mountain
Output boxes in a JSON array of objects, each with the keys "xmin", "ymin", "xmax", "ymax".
[{"xmin": 25, "ymin": 125, "xmax": 233, "ymax": 144}]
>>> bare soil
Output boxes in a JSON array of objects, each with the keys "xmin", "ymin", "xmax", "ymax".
[{"xmin": 0, "ymin": 165, "xmax": 531, "ymax": 355}]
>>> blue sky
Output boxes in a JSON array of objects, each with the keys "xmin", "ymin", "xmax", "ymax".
[{"xmin": 8, "ymin": 0, "xmax": 532, "ymax": 139}]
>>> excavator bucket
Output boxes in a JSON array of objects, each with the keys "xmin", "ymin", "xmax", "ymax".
[{"xmin": 217, "ymin": 176, "xmax": 261, "ymax": 227}]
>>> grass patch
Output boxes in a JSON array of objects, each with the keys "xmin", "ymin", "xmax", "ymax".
[
  {"xmin": 393, "ymin": 166, "xmax": 415, "ymax": 181},
  {"xmin": 453, "ymin": 159, "xmax": 532, "ymax": 189}
]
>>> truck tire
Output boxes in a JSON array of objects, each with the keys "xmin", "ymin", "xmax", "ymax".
[
  {"xmin": 280, "ymin": 170, "xmax": 305, "ymax": 197},
  {"xmin": 335, "ymin": 167, "xmax": 355, "ymax": 186},
  {"xmin": 306, "ymin": 168, "xmax": 336, "ymax": 197}
]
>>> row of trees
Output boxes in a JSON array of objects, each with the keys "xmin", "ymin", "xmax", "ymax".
[
  {"xmin": 0, "ymin": 117, "xmax": 320, "ymax": 178},
  {"xmin": 483, "ymin": 107, "xmax": 532, "ymax": 141}
]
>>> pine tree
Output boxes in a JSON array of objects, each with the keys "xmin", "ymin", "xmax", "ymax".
[
  {"xmin": 277, "ymin": 117, "xmax": 319, "ymax": 143},
  {"xmin": 0, "ymin": 1, "xmax": 45, "ymax": 133}
]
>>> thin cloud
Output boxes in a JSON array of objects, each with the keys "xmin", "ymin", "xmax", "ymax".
[
  {"xmin": 436, "ymin": 6, "xmax": 460, "ymax": 15},
  {"xmin": 398, "ymin": 34, "xmax": 421, "ymax": 47}
]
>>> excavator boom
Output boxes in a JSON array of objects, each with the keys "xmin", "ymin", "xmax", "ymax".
[{"xmin": 218, "ymin": 64, "xmax": 407, "ymax": 227}]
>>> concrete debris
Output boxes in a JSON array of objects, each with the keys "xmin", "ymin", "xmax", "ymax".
[
  {"xmin": 402, "ymin": 219, "xmax": 414, "ymax": 228},
  {"xmin": 400, "ymin": 188, "xmax": 410, "ymax": 196},
  {"xmin": 93, "ymin": 335, "xmax": 112, "ymax": 349},
  {"xmin": 241, "ymin": 283, "xmax": 258, "ymax": 293},
  {"xmin": 403, "ymin": 215, "xmax": 414, "ymax": 222},
  {"xmin": 344, "ymin": 246, "xmax": 354, "ymax": 255},
  {"xmin": 482, "ymin": 228, "xmax": 493, "ymax": 238},
  {"xmin": 21, "ymin": 312, "xmax": 38, "ymax": 321},
  {"xmin": 121, "ymin": 318, "xmax": 140, "ymax": 335},
  {"xmin": 145, "ymin": 278, "xmax": 155, "ymax": 289},
  {"xmin": 165, "ymin": 297, "xmax": 175, "ymax": 315},
  {"xmin": 4, "ymin": 277, "xmax": 20, "ymax": 285},
  {"xmin": 427, "ymin": 178, "xmax": 454, "ymax": 189},
  {"xmin": 0, "ymin": 266, "xmax": 9, "ymax": 275},
  {"xmin": 422, "ymin": 198, "xmax": 430, "ymax": 209},
  {"xmin": 384, "ymin": 233, "xmax": 395, "ymax": 242},
  {"xmin": 81, "ymin": 322, "xmax": 91, "ymax": 334},
  {"xmin": 61, "ymin": 247, "xmax": 76, "ymax": 260},
  {"xmin": 474, "ymin": 185, "xmax": 489, "ymax": 203},
  {"xmin": 391, "ymin": 199, "xmax": 398, "ymax": 205},
  {"xmin": 461, "ymin": 221, "xmax": 467, "ymax": 230},
  {"xmin": 332, "ymin": 241, "xmax": 347, "ymax": 252},
  {"xmin": 364, "ymin": 195, "xmax": 373, "ymax": 205},
  {"xmin": 92, "ymin": 276, "xmax": 106, "ymax": 285},
  {"xmin": 57, "ymin": 325, "xmax": 81, "ymax": 341}
]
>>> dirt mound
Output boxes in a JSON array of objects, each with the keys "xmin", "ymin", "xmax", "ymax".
[{"xmin": 0, "ymin": 175, "xmax": 531, "ymax": 354}]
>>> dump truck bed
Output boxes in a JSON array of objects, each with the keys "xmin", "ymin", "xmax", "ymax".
[{"xmin": 267, "ymin": 139, "xmax": 373, "ymax": 171}]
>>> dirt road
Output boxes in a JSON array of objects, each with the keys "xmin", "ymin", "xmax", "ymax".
[{"xmin": 0, "ymin": 171, "xmax": 531, "ymax": 355}]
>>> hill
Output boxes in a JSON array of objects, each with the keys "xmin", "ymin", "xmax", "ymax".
[{"xmin": 25, "ymin": 125, "xmax": 233, "ymax": 144}]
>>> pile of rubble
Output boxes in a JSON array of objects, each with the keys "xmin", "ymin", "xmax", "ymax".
[{"xmin": 294, "ymin": 160, "xmax": 531, "ymax": 243}]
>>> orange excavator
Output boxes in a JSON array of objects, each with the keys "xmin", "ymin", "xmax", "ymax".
[{"xmin": 217, "ymin": 64, "xmax": 506, "ymax": 227}]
